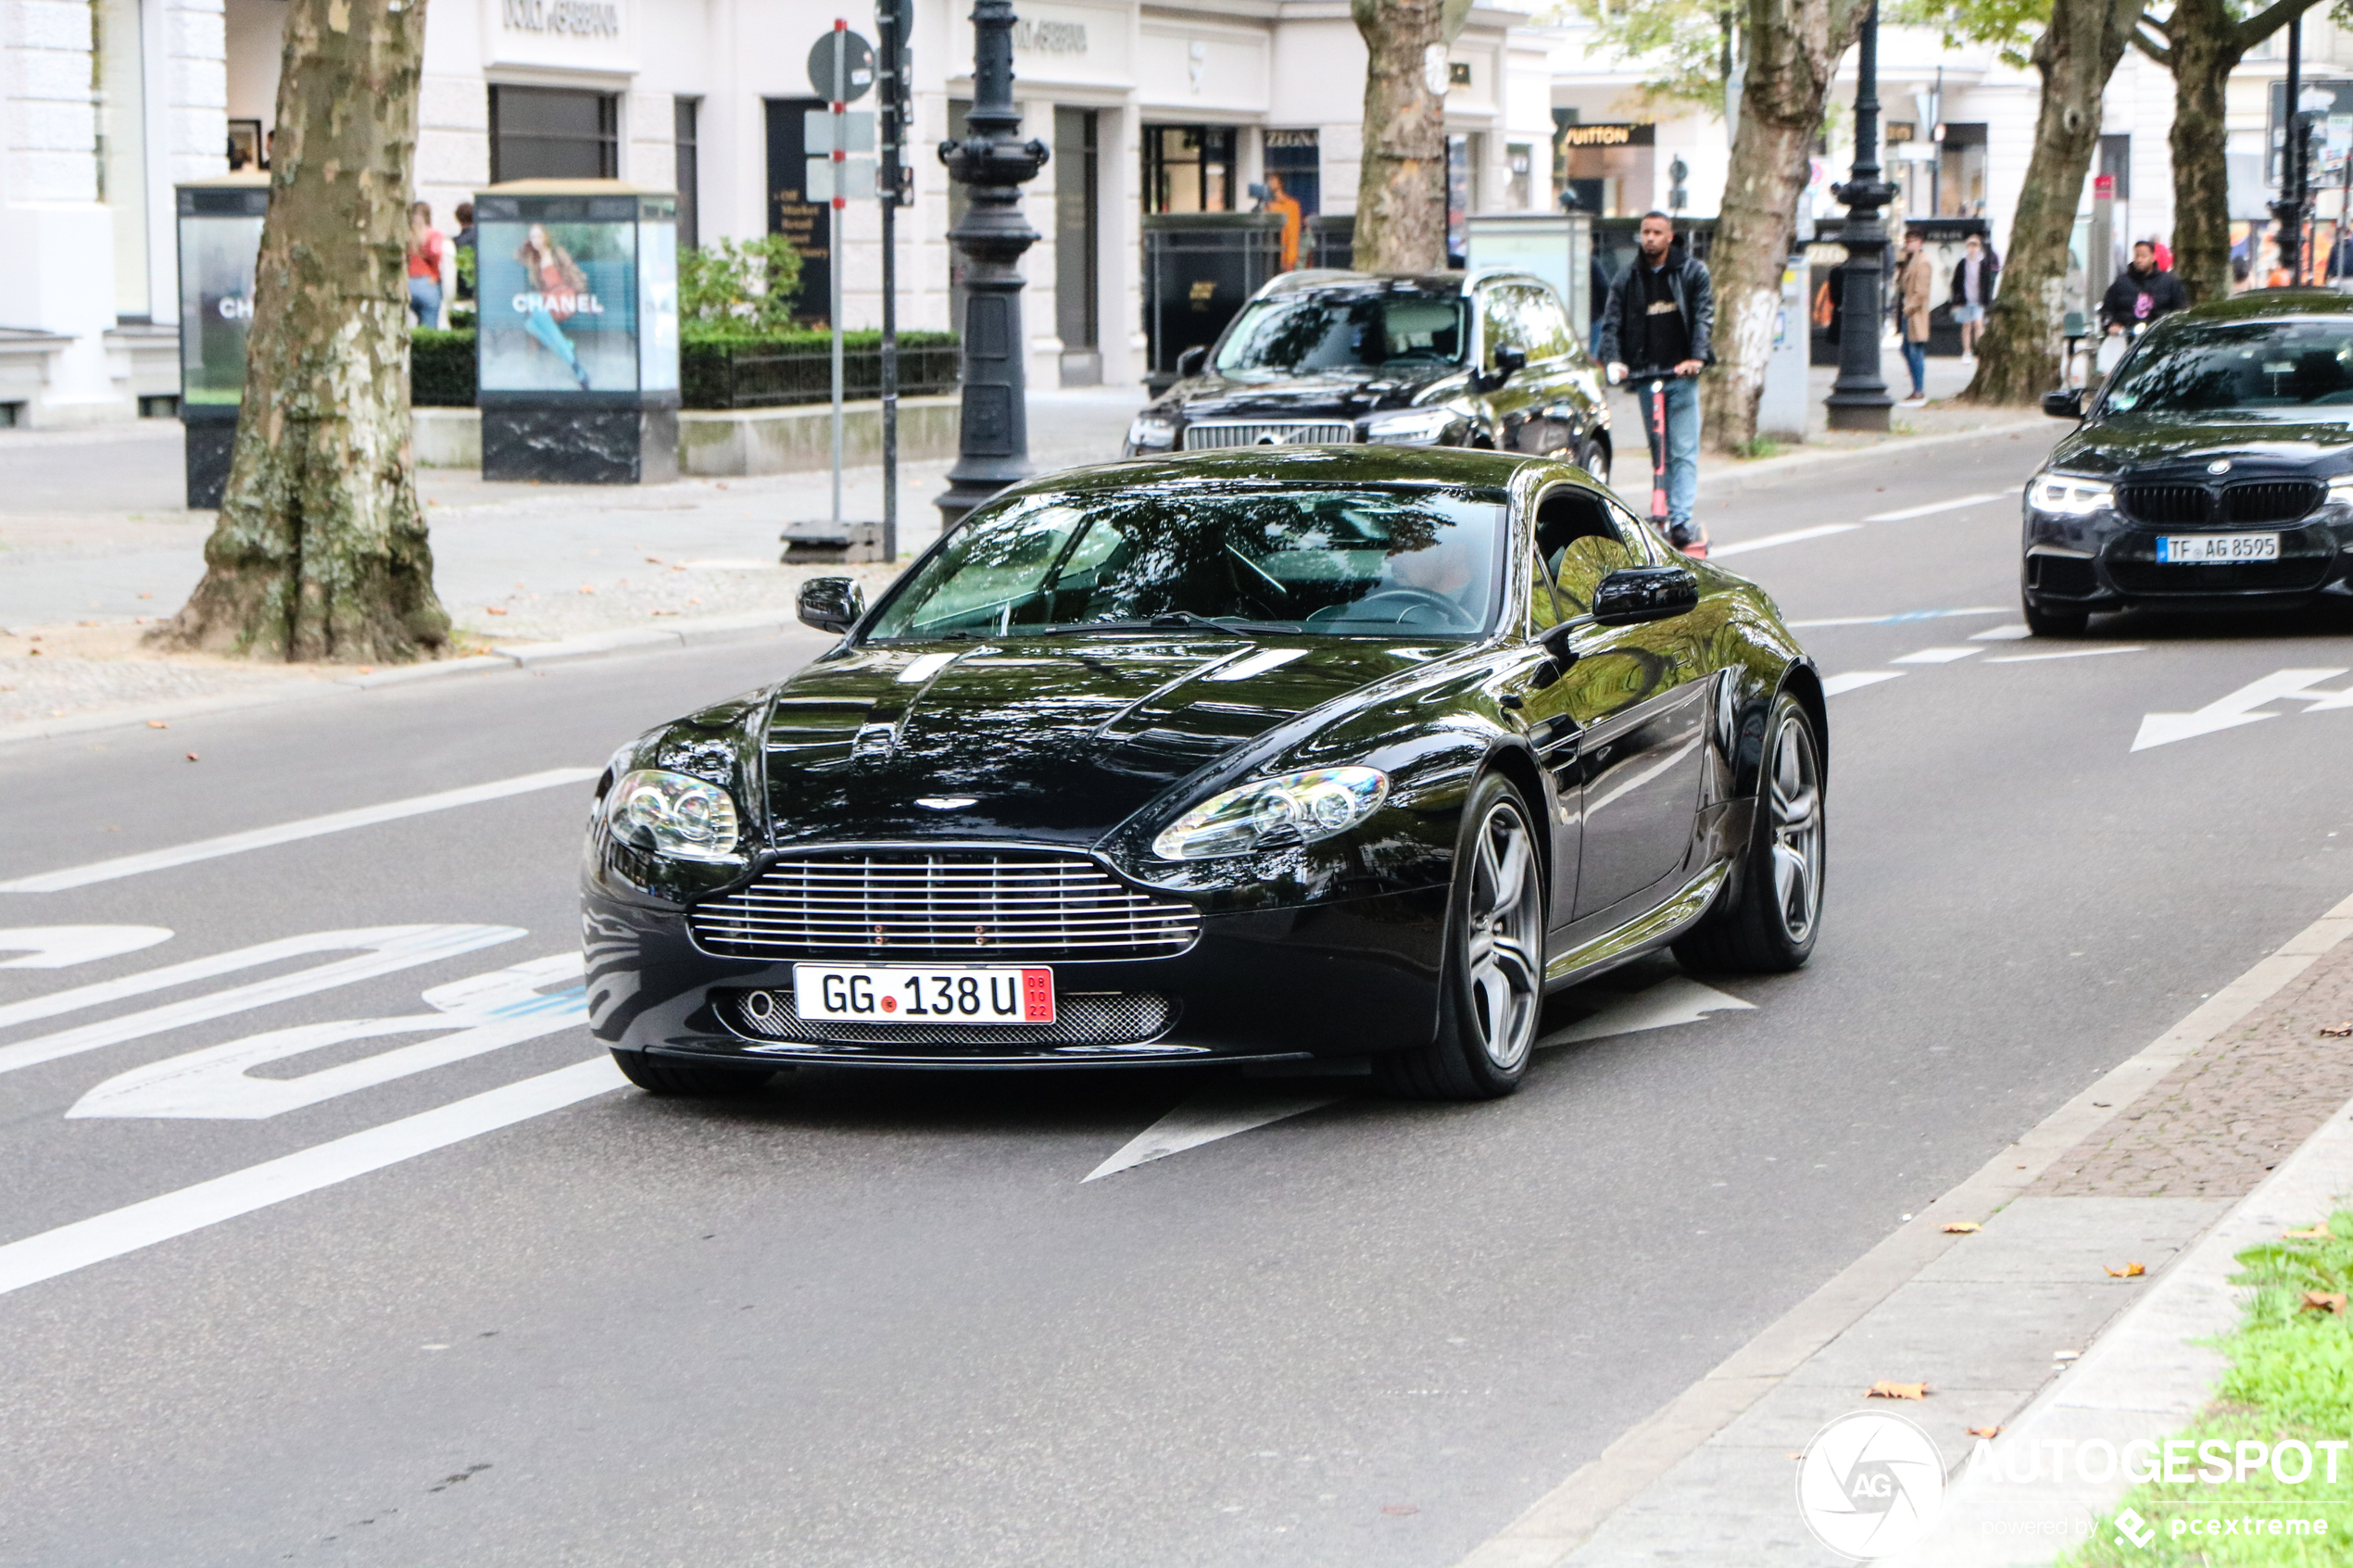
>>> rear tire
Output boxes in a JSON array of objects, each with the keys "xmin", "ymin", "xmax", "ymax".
[
  {"xmin": 2022, "ymin": 596, "xmax": 2088, "ymax": 637},
  {"xmin": 611, "ymin": 1049, "xmax": 774, "ymax": 1098},
  {"xmin": 1576, "ymin": 437, "xmax": 1610, "ymax": 486},
  {"xmin": 1375, "ymin": 775, "xmax": 1546, "ymax": 1100},
  {"xmin": 1674, "ymin": 693, "xmax": 1824, "ymax": 974}
]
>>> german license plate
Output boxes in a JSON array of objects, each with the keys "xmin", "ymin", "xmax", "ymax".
[
  {"xmin": 791, "ymin": 964, "xmax": 1055, "ymax": 1024},
  {"xmin": 2156, "ymin": 533, "xmax": 2280, "ymax": 563}
]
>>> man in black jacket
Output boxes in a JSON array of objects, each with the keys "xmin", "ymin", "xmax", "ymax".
[
  {"xmin": 2101, "ymin": 241, "xmax": 2188, "ymax": 334},
  {"xmin": 1599, "ymin": 211, "xmax": 1715, "ymax": 557}
]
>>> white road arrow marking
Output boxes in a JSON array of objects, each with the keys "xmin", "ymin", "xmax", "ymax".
[
  {"xmin": 2131, "ymin": 669, "xmax": 2347, "ymax": 752},
  {"xmin": 2289, "ymin": 681, "xmax": 2353, "ymax": 713},
  {"xmin": 1822, "ymin": 671, "xmax": 1906, "ymax": 696},
  {"xmin": 1535, "ymin": 976, "xmax": 1756, "ymax": 1049},
  {"xmin": 0, "ymin": 926, "xmax": 172, "ymax": 970}
]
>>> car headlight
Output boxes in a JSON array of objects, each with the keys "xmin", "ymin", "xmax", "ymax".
[
  {"xmin": 1127, "ymin": 415, "xmax": 1176, "ymax": 451},
  {"xmin": 2328, "ymin": 475, "xmax": 2353, "ymax": 507},
  {"xmin": 1151, "ymin": 766, "xmax": 1390, "ymax": 860},
  {"xmin": 2029, "ymin": 474, "xmax": 2114, "ymax": 515},
  {"xmin": 606, "ymin": 769, "xmax": 742, "ymax": 862},
  {"xmin": 1362, "ymin": 408, "xmax": 1453, "ymax": 446}
]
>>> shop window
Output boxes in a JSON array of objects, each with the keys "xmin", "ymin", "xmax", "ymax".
[
  {"xmin": 1144, "ymin": 125, "xmax": 1234, "ymax": 214},
  {"xmin": 1054, "ymin": 107, "xmax": 1101, "ymax": 367},
  {"xmin": 489, "ymin": 85, "xmax": 619, "ymax": 182},
  {"xmin": 1265, "ymin": 130, "xmax": 1320, "ymax": 219},
  {"xmin": 675, "ymin": 98, "xmax": 701, "ymax": 250},
  {"xmin": 1941, "ymin": 122, "xmax": 1991, "ymax": 218}
]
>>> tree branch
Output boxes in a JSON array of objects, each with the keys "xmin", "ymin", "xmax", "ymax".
[
  {"xmin": 2132, "ymin": 20, "xmax": 2171, "ymax": 63},
  {"xmin": 2234, "ymin": 0, "xmax": 2325, "ymax": 51}
]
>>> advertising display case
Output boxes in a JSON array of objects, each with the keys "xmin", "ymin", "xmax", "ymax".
[
  {"xmin": 175, "ymin": 171, "xmax": 270, "ymax": 508},
  {"xmin": 1466, "ymin": 212, "xmax": 1596, "ymax": 338},
  {"xmin": 472, "ymin": 181, "xmax": 681, "ymax": 483}
]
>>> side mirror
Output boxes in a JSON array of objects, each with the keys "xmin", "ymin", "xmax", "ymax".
[
  {"xmin": 797, "ymin": 576, "xmax": 865, "ymax": 634},
  {"xmin": 1176, "ymin": 345, "xmax": 1208, "ymax": 380},
  {"xmin": 2042, "ymin": 388, "xmax": 2087, "ymax": 420},
  {"xmin": 1479, "ymin": 344, "xmax": 1528, "ymax": 392},
  {"xmin": 1592, "ymin": 566, "xmax": 1699, "ymax": 627}
]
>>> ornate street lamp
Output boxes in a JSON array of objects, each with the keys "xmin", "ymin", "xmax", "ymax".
[
  {"xmin": 1826, "ymin": 1, "xmax": 1894, "ymax": 433},
  {"xmin": 935, "ymin": 0, "xmax": 1050, "ymax": 526}
]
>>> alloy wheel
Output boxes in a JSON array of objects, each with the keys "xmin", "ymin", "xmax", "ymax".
[
  {"xmin": 1767, "ymin": 713, "xmax": 1824, "ymax": 945},
  {"xmin": 1463, "ymin": 798, "xmax": 1543, "ymax": 1071}
]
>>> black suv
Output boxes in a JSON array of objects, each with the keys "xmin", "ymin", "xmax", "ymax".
[
  {"xmin": 2027, "ymin": 288, "xmax": 2353, "ymax": 633},
  {"xmin": 1124, "ymin": 270, "xmax": 1613, "ymax": 477}
]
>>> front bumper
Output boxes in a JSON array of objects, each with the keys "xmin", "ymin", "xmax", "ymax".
[
  {"xmin": 585, "ymin": 881, "xmax": 1451, "ymax": 1070},
  {"xmin": 2023, "ymin": 503, "xmax": 2353, "ymax": 612}
]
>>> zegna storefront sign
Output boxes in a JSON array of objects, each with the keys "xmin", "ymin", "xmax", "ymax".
[
  {"xmin": 1012, "ymin": 19, "xmax": 1087, "ymax": 54},
  {"xmin": 501, "ymin": 0, "xmax": 620, "ymax": 36}
]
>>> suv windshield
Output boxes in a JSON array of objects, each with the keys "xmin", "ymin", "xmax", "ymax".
[
  {"xmin": 1213, "ymin": 293, "xmax": 1467, "ymax": 375},
  {"xmin": 866, "ymin": 485, "xmax": 1506, "ymax": 641},
  {"xmin": 2105, "ymin": 319, "xmax": 2353, "ymax": 414}
]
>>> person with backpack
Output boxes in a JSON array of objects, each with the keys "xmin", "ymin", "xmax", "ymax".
[{"xmin": 1599, "ymin": 210, "xmax": 1715, "ymax": 558}]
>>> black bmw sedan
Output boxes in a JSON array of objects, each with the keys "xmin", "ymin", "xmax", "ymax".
[
  {"xmin": 1123, "ymin": 270, "xmax": 1613, "ymax": 477},
  {"xmin": 2027, "ymin": 289, "xmax": 2353, "ymax": 634},
  {"xmin": 583, "ymin": 446, "xmax": 1824, "ymax": 1101}
]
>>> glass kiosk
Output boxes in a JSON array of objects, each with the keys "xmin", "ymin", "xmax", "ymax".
[
  {"xmin": 175, "ymin": 171, "xmax": 269, "ymax": 508},
  {"xmin": 472, "ymin": 181, "xmax": 680, "ymax": 483}
]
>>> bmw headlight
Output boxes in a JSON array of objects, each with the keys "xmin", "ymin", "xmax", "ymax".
[
  {"xmin": 1127, "ymin": 415, "xmax": 1177, "ymax": 451},
  {"xmin": 1151, "ymin": 766, "xmax": 1390, "ymax": 860},
  {"xmin": 2328, "ymin": 475, "xmax": 2353, "ymax": 507},
  {"xmin": 2029, "ymin": 474, "xmax": 2114, "ymax": 515},
  {"xmin": 606, "ymin": 769, "xmax": 742, "ymax": 862},
  {"xmin": 1362, "ymin": 408, "xmax": 1453, "ymax": 446}
]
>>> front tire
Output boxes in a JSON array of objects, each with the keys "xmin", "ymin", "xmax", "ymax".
[
  {"xmin": 1577, "ymin": 437, "xmax": 1610, "ymax": 486},
  {"xmin": 1376, "ymin": 775, "xmax": 1546, "ymax": 1100},
  {"xmin": 612, "ymin": 1049, "xmax": 774, "ymax": 1098},
  {"xmin": 1675, "ymin": 694, "xmax": 1824, "ymax": 974}
]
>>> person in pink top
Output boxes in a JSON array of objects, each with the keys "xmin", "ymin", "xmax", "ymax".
[{"xmin": 406, "ymin": 202, "xmax": 447, "ymax": 327}]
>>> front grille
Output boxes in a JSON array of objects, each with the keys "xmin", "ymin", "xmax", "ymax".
[
  {"xmin": 2222, "ymin": 481, "xmax": 2323, "ymax": 523},
  {"xmin": 2118, "ymin": 483, "xmax": 2210, "ymax": 525},
  {"xmin": 1182, "ymin": 421, "xmax": 1355, "ymax": 450},
  {"xmin": 687, "ymin": 851, "xmax": 1202, "ymax": 960},
  {"xmin": 719, "ymin": 988, "xmax": 1176, "ymax": 1047}
]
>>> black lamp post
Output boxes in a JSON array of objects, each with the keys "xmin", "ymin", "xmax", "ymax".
[
  {"xmin": 2273, "ymin": 14, "xmax": 2309, "ymax": 286},
  {"xmin": 935, "ymin": 0, "xmax": 1050, "ymax": 526},
  {"xmin": 1826, "ymin": 1, "xmax": 1894, "ymax": 433}
]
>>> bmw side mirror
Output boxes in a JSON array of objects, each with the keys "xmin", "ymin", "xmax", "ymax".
[
  {"xmin": 1592, "ymin": 566, "xmax": 1699, "ymax": 627},
  {"xmin": 797, "ymin": 576, "xmax": 865, "ymax": 634},
  {"xmin": 1176, "ymin": 345, "xmax": 1208, "ymax": 379},
  {"xmin": 2042, "ymin": 388, "xmax": 2087, "ymax": 420}
]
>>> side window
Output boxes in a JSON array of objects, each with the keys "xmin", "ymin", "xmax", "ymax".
[
  {"xmin": 1527, "ymin": 289, "xmax": 1575, "ymax": 361},
  {"xmin": 1605, "ymin": 498, "xmax": 1674, "ymax": 563},
  {"xmin": 1537, "ymin": 489, "xmax": 1642, "ymax": 615},
  {"xmin": 1481, "ymin": 286, "xmax": 1529, "ymax": 370}
]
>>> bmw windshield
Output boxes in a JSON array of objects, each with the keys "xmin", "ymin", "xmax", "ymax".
[
  {"xmin": 1213, "ymin": 293, "xmax": 1468, "ymax": 376},
  {"xmin": 2105, "ymin": 320, "xmax": 2353, "ymax": 415},
  {"xmin": 866, "ymin": 485, "xmax": 1506, "ymax": 641}
]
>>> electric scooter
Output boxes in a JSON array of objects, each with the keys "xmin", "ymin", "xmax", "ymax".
[{"xmin": 1635, "ymin": 373, "xmax": 1708, "ymax": 559}]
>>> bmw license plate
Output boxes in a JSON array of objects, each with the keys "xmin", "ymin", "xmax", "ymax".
[
  {"xmin": 792, "ymin": 964, "xmax": 1055, "ymax": 1025},
  {"xmin": 2156, "ymin": 533, "xmax": 2281, "ymax": 563}
]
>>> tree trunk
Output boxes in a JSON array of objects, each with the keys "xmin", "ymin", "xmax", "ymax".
[
  {"xmin": 2164, "ymin": 5, "xmax": 2241, "ymax": 306},
  {"xmin": 154, "ymin": 0, "xmax": 448, "ymax": 662},
  {"xmin": 1960, "ymin": 0, "xmax": 2140, "ymax": 405},
  {"xmin": 1701, "ymin": 0, "xmax": 1871, "ymax": 452},
  {"xmin": 1350, "ymin": 0, "xmax": 1467, "ymax": 273}
]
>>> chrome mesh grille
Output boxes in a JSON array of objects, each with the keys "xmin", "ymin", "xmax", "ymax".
[
  {"xmin": 687, "ymin": 851, "xmax": 1201, "ymax": 960},
  {"xmin": 1182, "ymin": 421, "xmax": 1355, "ymax": 450},
  {"xmin": 720, "ymin": 988, "xmax": 1176, "ymax": 1047}
]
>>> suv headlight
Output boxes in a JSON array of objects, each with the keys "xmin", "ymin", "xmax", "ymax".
[
  {"xmin": 1127, "ymin": 415, "xmax": 1176, "ymax": 451},
  {"xmin": 1363, "ymin": 408, "xmax": 1453, "ymax": 445},
  {"xmin": 1151, "ymin": 766, "xmax": 1389, "ymax": 860},
  {"xmin": 2328, "ymin": 475, "xmax": 2353, "ymax": 507},
  {"xmin": 2028, "ymin": 474, "xmax": 2114, "ymax": 516},
  {"xmin": 606, "ymin": 769, "xmax": 742, "ymax": 862}
]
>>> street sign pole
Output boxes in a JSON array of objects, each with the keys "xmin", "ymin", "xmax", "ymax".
[
  {"xmin": 877, "ymin": 0, "xmax": 904, "ymax": 561},
  {"xmin": 830, "ymin": 18, "xmax": 849, "ymax": 530}
]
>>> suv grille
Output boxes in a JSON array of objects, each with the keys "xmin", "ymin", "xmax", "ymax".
[
  {"xmin": 719, "ymin": 988, "xmax": 1176, "ymax": 1047},
  {"xmin": 2222, "ymin": 481, "xmax": 2322, "ymax": 523},
  {"xmin": 688, "ymin": 851, "xmax": 1201, "ymax": 960},
  {"xmin": 2117, "ymin": 480, "xmax": 2325, "ymax": 526},
  {"xmin": 1183, "ymin": 421, "xmax": 1355, "ymax": 450},
  {"xmin": 2117, "ymin": 483, "xmax": 2209, "ymax": 525}
]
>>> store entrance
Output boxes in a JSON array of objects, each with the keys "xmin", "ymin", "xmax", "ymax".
[{"xmin": 1054, "ymin": 107, "xmax": 1101, "ymax": 386}]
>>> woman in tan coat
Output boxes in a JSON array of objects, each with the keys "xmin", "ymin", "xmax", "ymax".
[{"xmin": 1895, "ymin": 231, "xmax": 1934, "ymax": 405}]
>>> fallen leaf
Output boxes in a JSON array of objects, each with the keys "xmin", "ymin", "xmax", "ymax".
[
  {"xmin": 485, "ymin": 606, "xmax": 508, "ymax": 615},
  {"xmin": 27, "ymin": 647, "xmax": 39, "ymax": 656},
  {"xmin": 2287, "ymin": 1224, "xmax": 2333, "ymax": 1240},
  {"xmin": 650, "ymin": 609, "xmax": 677, "ymax": 617},
  {"xmin": 2106, "ymin": 1262, "xmax": 2146, "ymax": 1278},
  {"xmin": 2322, "ymin": 1022, "xmax": 2353, "ymax": 1038},
  {"xmin": 1866, "ymin": 1381, "xmax": 1929, "ymax": 1400},
  {"xmin": 145, "ymin": 721, "xmax": 167, "ymax": 730},
  {"xmin": 137, "ymin": 593, "xmax": 152, "ymax": 599},
  {"xmin": 183, "ymin": 752, "xmax": 199, "ymax": 762},
  {"xmin": 1380, "ymin": 1505, "xmax": 1418, "ymax": 1517},
  {"xmin": 645, "ymin": 557, "xmax": 663, "ymax": 565},
  {"xmin": 2303, "ymin": 1291, "xmax": 2348, "ymax": 1316},
  {"xmin": 1942, "ymin": 1222, "xmax": 1982, "ymax": 1234},
  {"xmin": 1968, "ymin": 1425, "xmax": 2003, "ymax": 1439},
  {"xmin": 78, "ymin": 620, "xmax": 96, "ymax": 627},
  {"xmin": 2054, "ymin": 1350, "xmax": 2080, "ymax": 1361},
  {"xmin": 579, "ymin": 585, "xmax": 596, "ymax": 595}
]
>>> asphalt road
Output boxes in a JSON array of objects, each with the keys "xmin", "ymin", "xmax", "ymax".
[{"xmin": 6, "ymin": 423, "xmax": 2353, "ymax": 1568}]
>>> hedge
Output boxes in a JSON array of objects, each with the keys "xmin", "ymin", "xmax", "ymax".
[{"xmin": 405, "ymin": 329, "xmax": 960, "ymax": 411}]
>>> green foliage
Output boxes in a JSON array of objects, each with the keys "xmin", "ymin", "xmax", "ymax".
[
  {"xmin": 454, "ymin": 245, "xmax": 476, "ymax": 293},
  {"xmin": 1887, "ymin": 0, "xmax": 2047, "ymax": 69},
  {"xmin": 679, "ymin": 236, "xmax": 807, "ymax": 339},
  {"xmin": 1547, "ymin": 0, "xmax": 1732, "ymax": 113},
  {"xmin": 408, "ymin": 328, "xmax": 476, "ymax": 408}
]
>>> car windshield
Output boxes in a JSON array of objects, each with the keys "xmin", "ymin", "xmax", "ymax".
[
  {"xmin": 865, "ymin": 484, "xmax": 1506, "ymax": 641},
  {"xmin": 1213, "ymin": 293, "xmax": 1467, "ymax": 375},
  {"xmin": 2104, "ymin": 320, "xmax": 2353, "ymax": 413}
]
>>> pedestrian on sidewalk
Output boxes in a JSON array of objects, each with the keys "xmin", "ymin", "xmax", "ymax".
[
  {"xmin": 1894, "ymin": 229, "xmax": 1933, "ymax": 406},
  {"xmin": 1949, "ymin": 232, "xmax": 1998, "ymax": 358},
  {"xmin": 407, "ymin": 202, "xmax": 447, "ymax": 329},
  {"xmin": 451, "ymin": 202, "xmax": 477, "ymax": 307},
  {"xmin": 1600, "ymin": 210, "xmax": 1714, "ymax": 558},
  {"xmin": 2101, "ymin": 240, "xmax": 2188, "ymax": 336}
]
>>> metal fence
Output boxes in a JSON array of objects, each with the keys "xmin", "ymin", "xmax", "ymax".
[{"xmin": 681, "ymin": 341, "xmax": 962, "ymax": 409}]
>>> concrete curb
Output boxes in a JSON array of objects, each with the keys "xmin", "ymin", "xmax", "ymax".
[
  {"xmin": 0, "ymin": 608, "xmax": 815, "ymax": 750},
  {"xmin": 1698, "ymin": 417, "xmax": 2052, "ymax": 487},
  {"xmin": 1452, "ymin": 886, "xmax": 2353, "ymax": 1568}
]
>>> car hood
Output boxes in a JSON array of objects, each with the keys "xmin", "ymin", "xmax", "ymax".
[
  {"xmin": 2054, "ymin": 410, "xmax": 2353, "ymax": 481},
  {"xmin": 757, "ymin": 634, "xmax": 1452, "ymax": 847},
  {"xmin": 1166, "ymin": 365, "xmax": 1463, "ymax": 421}
]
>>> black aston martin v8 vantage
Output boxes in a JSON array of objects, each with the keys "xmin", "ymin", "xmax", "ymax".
[{"xmin": 583, "ymin": 446, "xmax": 1827, "ymax": 1101}]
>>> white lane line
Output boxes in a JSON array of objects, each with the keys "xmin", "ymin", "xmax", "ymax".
[
  {"xmin": 1984, "ymin": 646, "xmax": 2146, "ymax": 665},
  {"xmin": 1821, "ymin": 671, "xmax": 1906, "ymax": 696},
  {"xmin": 1710, "ymin": 524, "xmax": 1862, "ymax": 558},
  {"xmin": 1969, "ymin": 623, "xmax": 2032, "ymax": 641},
  {"xmin": 1536, "ymin": 976, "xmax": 1755, "ymax": 1049},
  {"xmin": 0, "ymin": 1057, "xmax": 624, "ymax": 1300},
  {"xmin": 1083, "ymin": 1086, "xmax": 1343, "ymax": 1182},
  {"xmin": 0, "ymin": 767, "xmax": 600, "ymax": 894},
  {"xmin": 1863, "ymin": 492, "xmax": 2005, "ymax": 521},
  {"xmin": 1787, "ymin": 608, "xmax": 2007, "ymax": 629},
  {"xmin": 1890, "ymin": 646, "xmax": 1983, "ymax": 665},
  {"xmin": 0, "ymin": 926, "xmax": 172, "ymax": 970}
]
